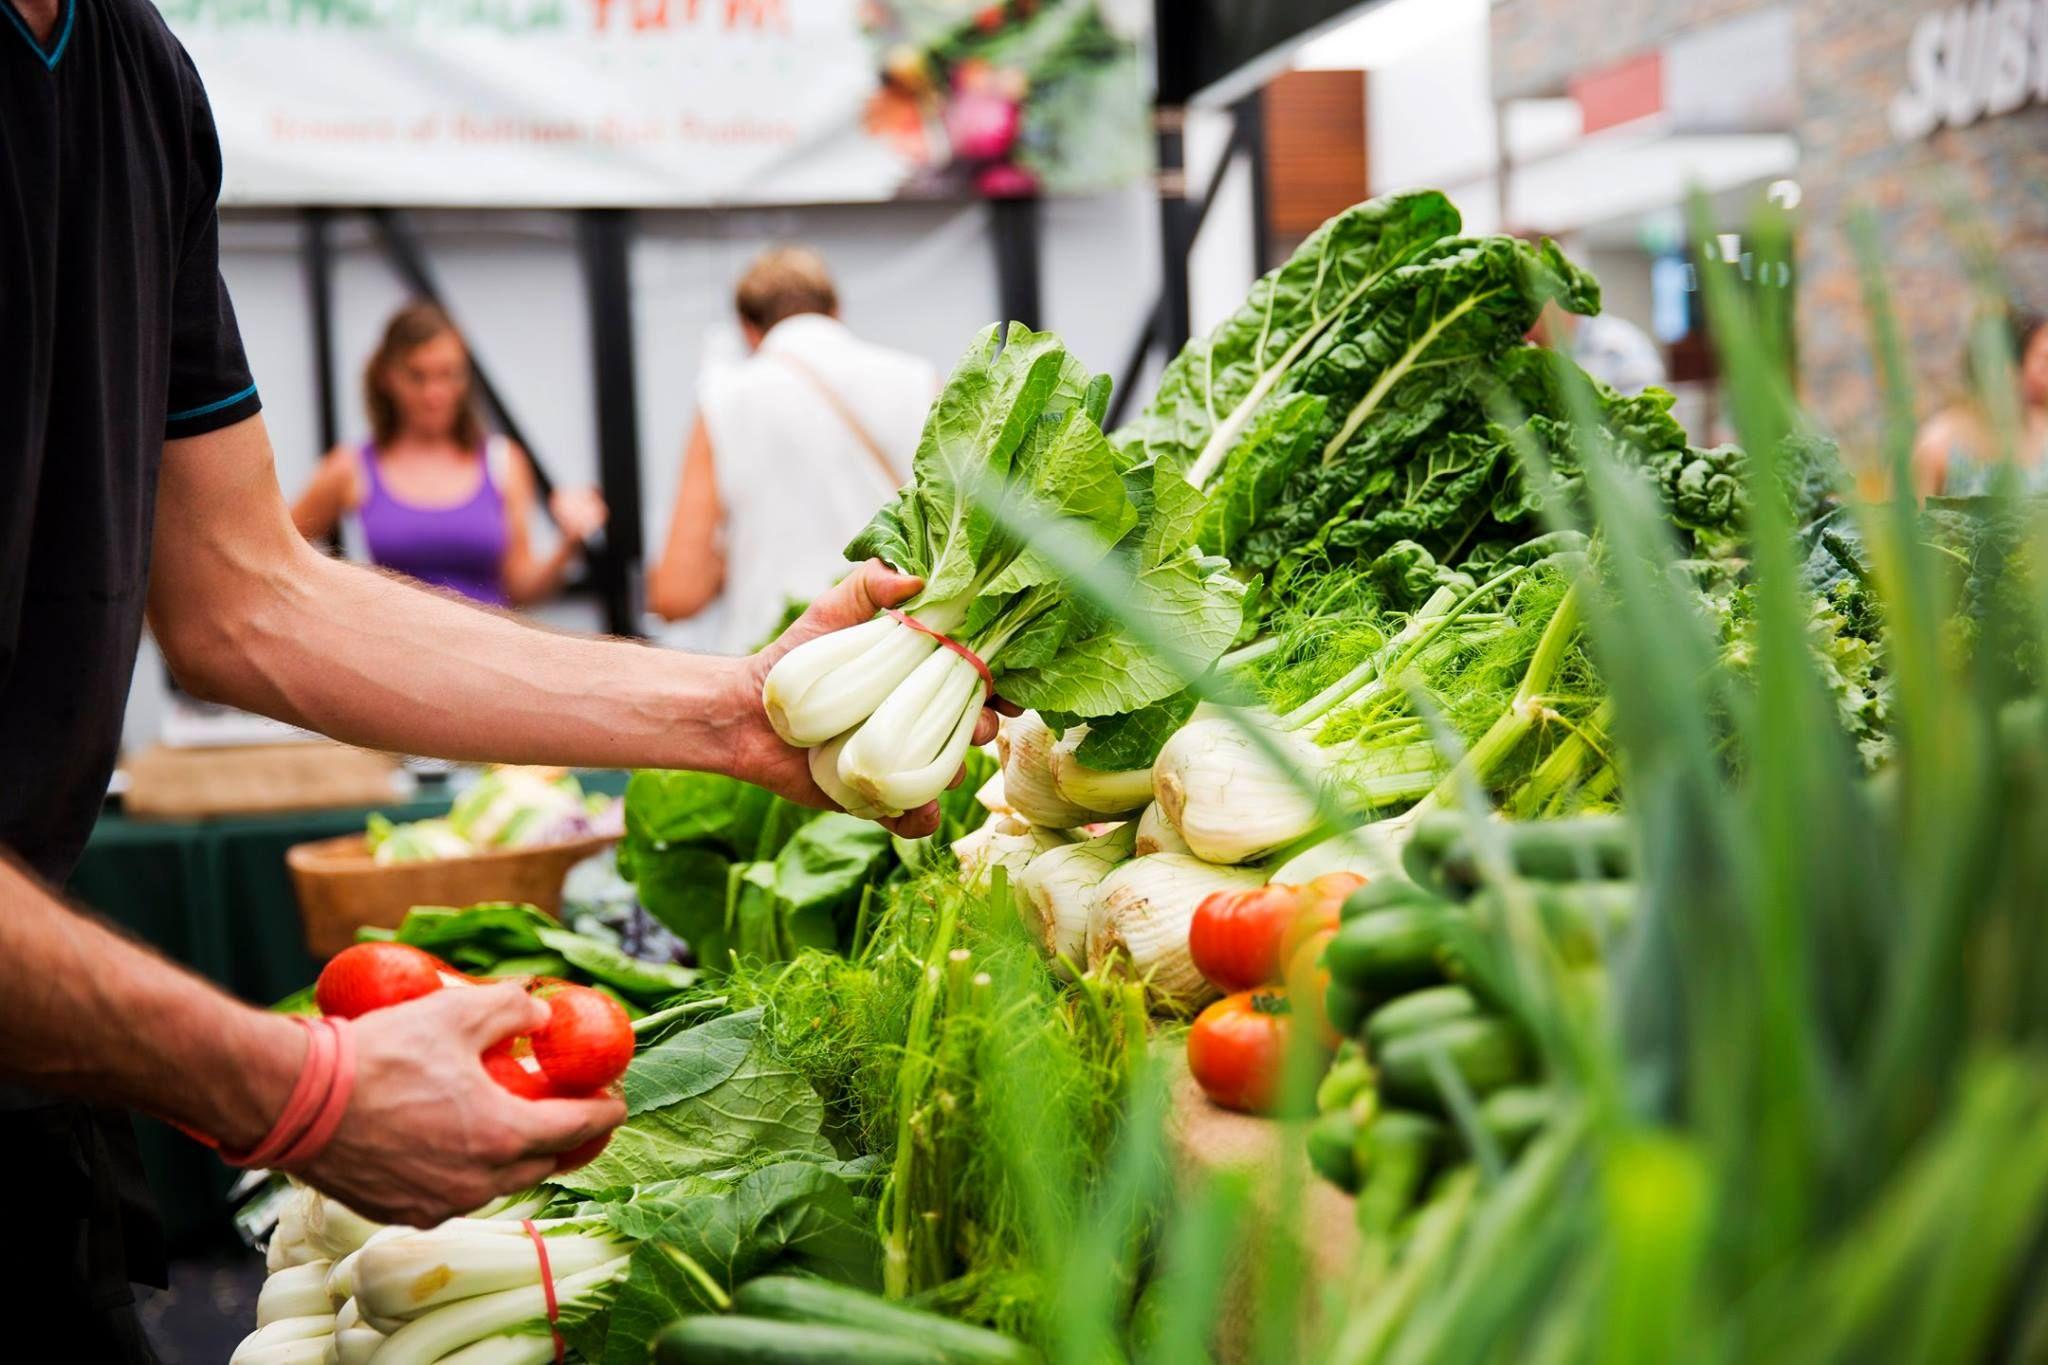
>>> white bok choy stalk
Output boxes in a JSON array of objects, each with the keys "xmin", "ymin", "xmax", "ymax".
[
  {"xmin": 1015, "ymin": 822, "xmax": 1137, "ymax": 974},
  {"xmin": 354, "ymin": 1219, "xmax": 631, "ymax": 1324},
  {"xmin": 1088, "ymin": 854, "xmax": 1265, "ymax": 1009},
  {"xmin": 254, "ymin": 1258, "xmax": 331, "ymax": 1327},
  {"xmin": 369, "ymin": 1258, "xmax": 628, "ymax": 1365},
  {"xmin": 1152, "ymin": 581, "xmax": 1515, "ymax": 864},
  {"xmin": 331, "ymin": 1298, "xmax": 384, "ymax": 1365},
  {"xmin": 1134, "ymin": 801, "xmax": 1192, "ymax": 857},
  {"xmin": 435, "ymin": 1334, "xmax": 566, "ymax": 1364},
  {"xmin": 997, "ymin": 711, "xmax": 1097, "ymax": 828},
  {"xmin": 229, "ymin": 1314, "xmax": 332, "ymax": 1365},
  {"xmin": 1049, "ymin": 723, "xmax": 1154, "ymax": 817},
  {"xmin": 836, "ymin": 642, "xmax": 998, "ymax": 817}
]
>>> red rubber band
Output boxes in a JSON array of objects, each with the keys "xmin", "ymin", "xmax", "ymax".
[
  {"xmin": 885, "ymin": 609, "xmax": 993, "ymax": 697},
  {"xmin": 523, "ymin": 1219, "xmax": 566, "ymax": 1364},
  {"xmin": 275, "ymin": 1018, "xmax": 356, "ymax": 1170},
  {"xmin": 221, "ymin": 1017, "xmax": 332, "ymax": 1168}
]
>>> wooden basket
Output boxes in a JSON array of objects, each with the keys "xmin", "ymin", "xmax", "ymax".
[{"xmin": 287, "ymin": 832, "xmax": 618, "ymax": 959}]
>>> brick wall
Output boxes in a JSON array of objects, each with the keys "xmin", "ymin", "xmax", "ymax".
[{"xmin": 1492, "ymin": 0, "xmax": 2048, "ymax": 449}]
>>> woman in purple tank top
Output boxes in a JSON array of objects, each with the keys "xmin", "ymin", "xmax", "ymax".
[{"xmin": 292, "ymin": 302, "xmax": 608, "ymax": 608}]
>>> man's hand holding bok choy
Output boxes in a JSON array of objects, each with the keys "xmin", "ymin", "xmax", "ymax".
[{"xmin": 733, "ymin": 556, "xmax": 1016, "ymax": 839}]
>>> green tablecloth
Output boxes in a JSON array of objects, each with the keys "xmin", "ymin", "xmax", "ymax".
[{"xmin": 64, "ymin": 770, "xmax": 628, "ymax": 1253}]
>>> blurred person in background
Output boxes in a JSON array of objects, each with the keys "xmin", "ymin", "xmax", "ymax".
[
  {"xmin": 291, "ymin": 302, "xmax": 610, "ymax": 608},
  {"xmin": 1913, "ymin": 304, "xmax": 2048, "ymax": 496},
  {"xmin": 648, "ymin": 246, "xmax": 939, "ymax": 653}
]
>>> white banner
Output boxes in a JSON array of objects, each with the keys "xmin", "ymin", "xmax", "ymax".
[{"xmin": 154, "ymin": 0, "xmax": 1149, "ymax": 207}]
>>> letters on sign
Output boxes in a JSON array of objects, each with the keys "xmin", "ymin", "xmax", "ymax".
[{"xmin": 1889, "ymin": 0, "xmax": 2048, "ymax": 139}]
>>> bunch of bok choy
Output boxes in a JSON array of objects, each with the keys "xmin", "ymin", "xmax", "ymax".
[{"xmin": 763, "ymin": 323, "xmax": 1246, "ymax": 818}]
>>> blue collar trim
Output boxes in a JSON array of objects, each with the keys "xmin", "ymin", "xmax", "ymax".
[{"xmin": 4, "ymin": 0, "xmax": 74, "ymax": 70}]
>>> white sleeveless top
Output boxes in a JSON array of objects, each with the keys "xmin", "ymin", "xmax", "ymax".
[{"xmin": 697, "ymin": 314, "xmax": 939, "ymax": 654}]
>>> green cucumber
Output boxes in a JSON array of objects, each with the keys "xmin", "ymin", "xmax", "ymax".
[
  {"xmin": 1308, "ymin": 1105, "xmax": 1366, "ymax": 1192},
  {"xmin": 1404, "ymin": 813, "xmax": 1633, "ymax": 898},
  {"xmin": 730, "ymin": 1278, "xmax": 1035, "ymax": 1364},
  {"xmin": 1316, "ymin": 1045, "xmax": 1373, "ymax": 1113},
  {"xmin": 1364, "ymin": 986, "xmax": 1482, "ymax": 1052},
  {"xmin": 1375, "ymin": 1015, "xmax": 1531, "ymax": 1110},
  {"xmin": 1473, "ymin": 883, "xmax": 1638, "ymax": 964},
  {"xmin": 1476, "ymin": 1086, "xmax": 1555, "ymax": 1156},
  {"xmin": 652, "ymin": 1316, "xmax": 952, "ymax": 1365},
  {"xmin": 1355, "ymin": 1109, "xmax": 1445, "ymax": 1239},
  {"xmin": 1340, "ymin": 878, "xmax": 1448, "ymax": 921},
  {"xmin": 1326, "ymin": 907, "xmax": 1458, "ymax": 994},
  {"xmin": 1325, "ymin": 976, "xmax": 1373, "ymax": 1036}
]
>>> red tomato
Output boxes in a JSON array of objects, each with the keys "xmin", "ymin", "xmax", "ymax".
[
  {"xmin": 1190, "ymin": 885, "xmax": 1305, "ymax": 993},
  {"xmin": 482, "ymin": 1041, "xmax": 553, "ymax": 1101},
  {"xmin": 1285, "ymin": 928, "xmax": 1341, "ymax": 1050},
  {"xmin": 531, "ymin": 985, "xmax": 635, "ymax": 1096},
  {"xmin": 315, "ymin": 942, "xmax": 447, "ymax": 1019},
  {"xmin": 1280, "ymin": 873, "xmax": 1366, "ymax": 967},
  {"xmin": 552, "ymin": 1082, "xmax": 624, "ymax": 1173},
  {"xmin": 1187, "ymin": 991, "xmax": 1293, "ymax": 1114}
]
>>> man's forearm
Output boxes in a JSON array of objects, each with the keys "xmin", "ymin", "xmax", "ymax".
[
  {"xmin": 209, "ymin": 547, "xmax": 746, "ymax": 774},
  {"xmin": 0, "ymin": 856, "xmax": 300, "ymax": 1150}
]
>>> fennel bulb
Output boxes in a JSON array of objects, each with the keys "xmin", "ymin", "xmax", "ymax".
[
  {"xmin": 1050, "ymin": 723, "xmax": 1155, "ymax": 816},
  {"xmin": 974, "ymin": 769, "xmax": 1013, "ymax": 817},
  {"xmin": 1016, "ymin": 823, "xmax": 1137, "ymax": 973},
  {"xmin": 1134, "ymin": 802, "xmax": 1192, "ymax": 857},
  {"xmin": 1152, "ymin": 714, "xmax": 1326, "ymax": 865},
  {"xmin": 952, "ymin": 812, "xmax": 1072, "ymax": 890},
  {"xmin": 1088, "ymin": 854, "xmax": 1265, "ymax": 1009},
  {"xmin": 1267, "ymin": 820, "xmax": 1415, "ymax": 885},
  {"xmin": 997, "ymin": 711, "xmax": 1097, "ymax": 828}
]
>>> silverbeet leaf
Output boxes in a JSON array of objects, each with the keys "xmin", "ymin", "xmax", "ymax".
[{"xmin": 1114, "ymin": 189, "xmax": 1463, "ymax": 480}]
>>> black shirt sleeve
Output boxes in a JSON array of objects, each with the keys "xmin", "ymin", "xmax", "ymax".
[{"xmin": 163, "ymin": 52, "xmax": 260, "ymax": 440}]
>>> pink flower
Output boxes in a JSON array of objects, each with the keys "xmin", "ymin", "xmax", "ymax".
[{"xmin": 946, "ymin": 87, "xmax": 1020, "ymax": 162}]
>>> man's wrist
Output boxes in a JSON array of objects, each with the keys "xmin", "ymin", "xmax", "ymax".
[
  {"xmin": 210, "ymin": 1009, "xmax": 310, "ymax": 1152},
  {"xmin": 648, "ymin": 649, "xmax": 755, "ymax": 781}
]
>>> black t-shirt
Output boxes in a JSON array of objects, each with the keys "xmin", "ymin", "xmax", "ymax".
[
  {"xmin": 2, "ymin": 0, "xmax": 261, "ymax": 1341},
  {"xmin": 2, "ymin": 0, "xmax": 261, "ymax": 886}
]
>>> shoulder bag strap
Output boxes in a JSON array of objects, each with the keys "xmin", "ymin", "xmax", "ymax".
[{"xmin": 771, "ymin": 350, "xmax": 905, "ymax": 486}]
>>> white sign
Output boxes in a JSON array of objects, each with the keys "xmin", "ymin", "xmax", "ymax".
[
  {"xmin": 1889, "ymin": 0, "xmax": 2048, "ymax": 140},
  {"xmin": 154, "ymin": 0, "xmax": 1146, "ymax": 208}
]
